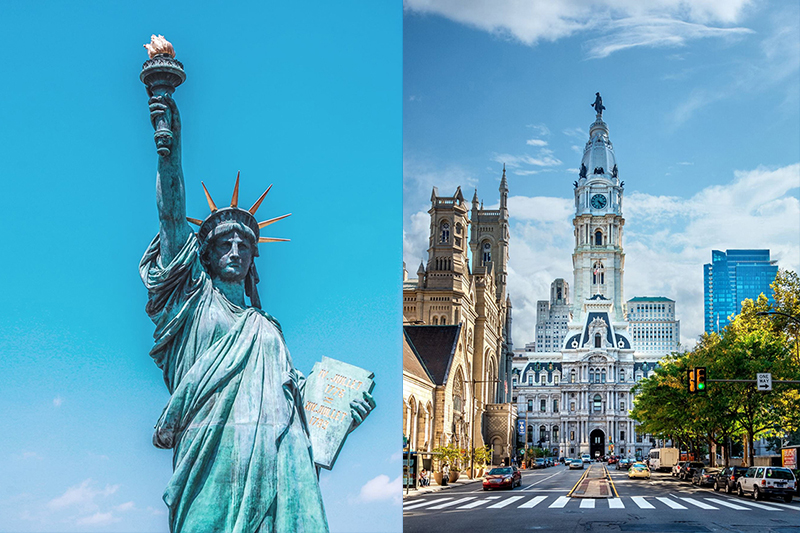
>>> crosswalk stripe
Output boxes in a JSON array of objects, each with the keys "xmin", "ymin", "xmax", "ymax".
[
  {"xmin": 428, "ymin": 497, "xmax": 475, "ymax": 509},
  {"xmin": 678, "ymin": 497, "xmax": 717, "ymax": 510},
  {"xmin": 631, "ymin": 496, "xmax": 655, "ymax": 509},
  {"xmin": 733, "ymin": 499, "xmax": 781, "ymax": 511},
  {"xmin": 404, "ymin": 498, "xmax": 451, "ymax": 511},
  {"xmin": 579, "ymin": 499, "xmax": 595, "ymax": 508},
  {"xmin": 487, "ymin": 496, "xmax": 525, "ymax": 509},
  {"xmin": 608, "ymin": 498, "xmax": 624, "ymax": 509},
  {"xmin": 458, "ymin": 499, "xmax": 492, "ymax": 509},
  {"xmin": 549, "ymin": 496, "xmax": 570, "ymax": 508},
  {"xmin": 705, "ymin": 498, "xmax": 748, "ymax": 510},
  {"xmin": 519, "ymin": 496, "xmax": 547, "ymax": 508},
  {"xmin": 655, "ymin": 497, "xmax": 686, "ymax": 509}
]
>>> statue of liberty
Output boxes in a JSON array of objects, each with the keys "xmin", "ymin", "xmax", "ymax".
[{"xmin": 138, "ymin": 36, "xmax": 373, "ymax": 533}]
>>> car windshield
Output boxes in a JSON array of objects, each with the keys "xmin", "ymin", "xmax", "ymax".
[
  {"xmin": 488, "ymin": 468, "xmax": 512, "ymax": 475},
  {"xmin": 632, "ymin": 464, "xmax": 647, "ymax": 470},
  {"xmin": 766, "ymin": 469, "xmax": 795, "ymax": 480}
]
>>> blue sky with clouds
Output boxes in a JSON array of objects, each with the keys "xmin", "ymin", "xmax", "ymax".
[
  {"xmin": 0, "ymin": 2, "xmax": 401, "ymax": 532},
  {"xmin": 403, "ymin": 0, "xmax": 800, "ymax": 349}
]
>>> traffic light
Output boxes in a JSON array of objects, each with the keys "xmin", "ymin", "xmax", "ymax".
[
  {"xmin": 688, "ymin": 368, "xmax": 696, "ymax": 393},
  {"xmin": 696, "ymin": 367, "xmax": 707, "ymax": 392}
]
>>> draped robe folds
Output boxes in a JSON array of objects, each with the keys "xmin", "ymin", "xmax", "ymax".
[{"xmin": 140, "ymin": 233, "xmax": 328, "ymax": 533}]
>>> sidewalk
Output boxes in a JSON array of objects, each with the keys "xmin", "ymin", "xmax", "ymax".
[{"xmin": 403, "ymin": 474, "xmax": 484, "ymax": 500}]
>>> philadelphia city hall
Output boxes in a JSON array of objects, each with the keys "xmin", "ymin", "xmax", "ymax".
[{"xmin": 512, "ymin": 95, "xmax": 676, "ymax": 462}]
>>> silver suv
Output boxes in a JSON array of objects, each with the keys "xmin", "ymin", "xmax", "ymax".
[{"xmin": 737, "ymin": 466, "xmax": 796, "ymax": 503}]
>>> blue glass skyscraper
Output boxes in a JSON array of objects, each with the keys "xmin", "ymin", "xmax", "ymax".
[{"xmin": 704, "ymin": 249, "xmax": 778, "ymax": 334}]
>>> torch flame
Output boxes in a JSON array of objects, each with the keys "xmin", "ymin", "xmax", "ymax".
[{"xmin": 144, "ymin": 35, "xmax": 175, "ymax": 58}]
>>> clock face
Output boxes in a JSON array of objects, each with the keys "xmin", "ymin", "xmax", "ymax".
[{"xmin": 590, "ymin": 194, "xmax": 607, "ymax": 209}]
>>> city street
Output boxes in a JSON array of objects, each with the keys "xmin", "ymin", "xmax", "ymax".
[{"xmin": 403, "ymin": 464, "xmax": 800, "ymax": 532}]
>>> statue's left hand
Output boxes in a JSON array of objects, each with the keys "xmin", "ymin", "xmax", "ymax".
[{"xmin": 348, "ymin": 391, "xmax": 376, "ymax": 434}]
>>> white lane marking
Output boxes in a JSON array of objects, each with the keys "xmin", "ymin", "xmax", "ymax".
[
  {"xmin": 631, "ymin": 496, "xmax": 655, "ymax": 509},
  {"xmin": 549, "ymin": 496, "xmax": 571, "ymax": 508},
  {"xmin": 428, "ymin": 497, "xmax": 475, "ymax": 509},
  {"xmin": 705, "ymin": 498, "xmax": 748, "ymax": 510},
  {"xmin": 733, "ymin": 499, "xmax": 781, "ymax": 511},
  {"xmin": 521, "ymin": 470, "xmax": 565, "ymax": 491},
  {"xmin": 404, "ymin": 498, "xmax": 451, "ymax": 511},
  {"xmin": 744, "ymin": 499, "xmax": 800, "ymax": 511},
  {"xmin": 458, "ymin": 499, "xmax": 491, "ymax": 509},
  {"xmin": 656, "ymin": 497, "xmax": 687, "ymax": 509},
  {"xmin": 487, "ymin": 496, "xmax": 525, "ymax": 509},
  {"xmin": 608, "ymin": 498, "xmax": 624, "ymax": 509},
  {"xmin": 519, "ymin": 496, "xmax": 548, "ymax": 508},
  {"xmin": 679, "ymin": 497, "xmax": 718, "ymax": 510},
  {"xmin": 580, "ymin": 499, "xmax": 595, "ymax": 508}
]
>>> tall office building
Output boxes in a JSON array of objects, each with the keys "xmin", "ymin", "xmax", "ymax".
[
  {"xmin": 530, "ymin": 279, "xmax": 572, "ymax": 352},
  {"xmin": 704, "ymin": 249, "xmax": 778, "ymax": 334},
  {"xmin": 627, "ymin": 297, "xmax": 680, "ymax": 356}
]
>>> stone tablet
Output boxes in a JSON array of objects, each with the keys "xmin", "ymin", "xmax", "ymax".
[{"xmin": 304, "ymin": 356, "xmax": 375, "ymax": 470}]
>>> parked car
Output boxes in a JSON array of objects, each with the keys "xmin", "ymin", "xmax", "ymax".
[
  {"xmin": 607, "ymin": 456, "xmax": 618, "ymax": 465},
  {"xmin": 714, "ymin": 466, "xmax": 749, "ymax": 494},
  {"xmin": 672, "ymin": 461, "xmax": 686, "ymax": 477},
  {"xmin": 534, "ymin": 458, "xmax": 546, "ymax": 469},
  {"xmin": 616, "ymin": 458, "xmax": 631, "ymax": 470},
  {"xmin": 569, "ymin": 459, "xmax": 584, "ymax": 470},
  {"xmin": 545, "ymin": 457, "xmax": 554, "ymax": 467},
  {"xmin": 628, "ymin": 463, "xmax": 651, "ymax": 479},
  {"xmin": 679, "ymin": 462, "xmax": 706, "ymax": 481},
  {"xmin": 692, "ymin": 467, "xmax": 722, "ymax": 487},
  {"xmin": 793, "ymin": 469, "xmax": 800, "ymax": 496},
  {"xmin": 737, "ymin": 466, "xmax": 796, "ymax": 503},
  {"xmin": 483, "ymin": 466, "xmax": 522, "ymax": 491}
]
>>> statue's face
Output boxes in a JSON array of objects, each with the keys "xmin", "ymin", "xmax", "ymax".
[{"xmin": 208, "ymin": 230, "xmax": 254, "ymax": 282}]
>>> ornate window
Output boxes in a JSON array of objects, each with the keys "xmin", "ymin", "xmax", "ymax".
[
  {"xmin": 540, "ymin": 399, "xmax": 546, "ymax": 412},
  {"xmin": 620, "ymin": 430, "xmax": 625, "ymax": 441},
  {"xmin": 452, "ymin": 371, "xmax": 464, "ymax": 414},
  {"xmin": 553, "ymin": 399, "xmax": 559, "ymax": 412},
  {"xmin": 595, "ymin": 230, "xmax": 603, "ymax": 246},
  {"xmin": 592, "ymin": 261, "xmax": 605, "ymax": 285},
  {"xmin": 589, "ymin": 369, "xmax": 594, "ymax": 383},
  {"xmin": 482, "ymin": 241, "xmax": 492, "ymax": 265},
  {"xmin": 601, "ymin": 370, "xmax": 606, "ymax": 383},
  {"xmin": 455, "ymin": 222, "xmax": 462, "ymax": 235},
  {"xmin": 570, "ymin": 369, "xmax": 576, "ymax": 383},
  {"xmin": 593, "ymin": 394, "xmax": 602, "ymax": 412},
  {"xmin": 595, "ymin": 333, "xmax": 602, "ymax": 348},
  {"xmin": 440, "ymin": 222, "xmax": 450, "ymax": 243},
  {"xmin": 432, "ymin": 316, "xmax": 438, "ymax": 325},
  {"xmin": 527, "ymin": 399, "xmax": 533, "ymax": 411},
  {"xmin": 552, "ymin": 426, "xmax": 559, "ymax": 441},
  {"xmin": 539, "ymin": 425, "xmax": 547, "ymax": 442}
]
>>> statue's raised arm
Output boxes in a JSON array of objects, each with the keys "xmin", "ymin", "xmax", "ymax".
[
  {"xmin": 141, "ymin": 35, "xmax": 190, "ymax": 264},
  {"xmin": 149, "ymin": 94, "xmax": 191, "ymax": 263}
]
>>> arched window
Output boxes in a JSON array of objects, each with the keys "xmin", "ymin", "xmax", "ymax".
[
  {"xmin": 589, "ymin": 369, "xmax": 595, "ymax": 383},
  {"xmin": 482, "ymin": 241, "xmax": 492, "ymax": 264},
  {"xmin": 592, "ymin": 261, "xmax": 605, "ymax": 285},
  {"xmin": 552, "ymin": 425, "xmax": 559, "ymax": 441},
  {"xmin": 440, "ymin": 222, "xmax": 450, "ymax": 243},
  {"xmin": 440, "ymin": 316, "xmax": 447, "ymax": 325},
  {"xmin": 452, "ymin": 371, "xmax": 464, "ymax": 414},
  {"xmin": 455, "ymin": 222, "xmax": 462, "ymax": 235},
  {"xmin": 570, "ymin": 369, "xmax": 576, "ymax": 383},
  {"xmin": 432, "ymin": 316, "xmax": 438, "ymax": 325},
  {"xmin": 601, "ymin": 370, "xmax": 606, "ymax": 383},
  {"xmin": 539, "ymin": 425, "xmax": 547, "ymax": 443},
  {"xmin": 595, "ymin": 230, "xmax": 603, "ymax": 245},
  {"xmin": 595, "ymin": 333, "xmax": 602, "ymax": 348},
  {"xmin": 593, "ymin": 394, "xmax": 602, "ymax": 412}
]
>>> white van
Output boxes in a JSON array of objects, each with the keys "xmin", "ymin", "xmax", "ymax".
[{"xmin": 737, "ymin": 466, "xmax": 796, "ymax": 503}]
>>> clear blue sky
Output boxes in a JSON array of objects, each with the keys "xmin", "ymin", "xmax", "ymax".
[
  {"xmin": 403, "ymin": 0, "xmax": 800, "ymax": 348},
  {"xmin": 0, "ymin": 2, "xmax": 401, "ymax": 532}
]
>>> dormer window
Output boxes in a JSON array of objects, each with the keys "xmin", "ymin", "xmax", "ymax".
[{"xmin": 595, "ymin": 333, "xmax": 602, "ymax": 348}]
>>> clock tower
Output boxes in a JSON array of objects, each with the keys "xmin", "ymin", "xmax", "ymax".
[{"xmin": 570, "ymin": 98, "xmax": 627, "ymax": 324}]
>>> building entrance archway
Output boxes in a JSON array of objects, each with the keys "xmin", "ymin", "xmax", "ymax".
[{"xmin": 590, "ymin": 429, "xmax": 605, "ymax": 459}]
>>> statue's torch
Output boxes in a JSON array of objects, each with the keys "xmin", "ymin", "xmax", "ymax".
[{"xmin": 140, "ymin": 35, "xmax": 185, "ymax": 156}]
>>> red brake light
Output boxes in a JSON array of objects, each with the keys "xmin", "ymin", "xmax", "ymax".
[
  {"xmin": 761, "ymin": 479, "xmax": 766, "ymax": 486},
  {"xmin": 730, "ymin": 475, "xmax": 735, "ymax": 480}
]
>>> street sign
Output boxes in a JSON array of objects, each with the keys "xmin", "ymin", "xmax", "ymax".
[{"xmin": 757, "ymin": 373, "xmax": 772, "ymax": 392}]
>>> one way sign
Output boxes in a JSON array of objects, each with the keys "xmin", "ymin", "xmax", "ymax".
[{"xmin": 757, "ymin": 373, "xmax": 772, "ymax": 392}]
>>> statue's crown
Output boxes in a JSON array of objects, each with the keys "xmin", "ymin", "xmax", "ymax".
[{"xmin": 187, "ymin": 172, "xmax": 291, "ymax": 245}]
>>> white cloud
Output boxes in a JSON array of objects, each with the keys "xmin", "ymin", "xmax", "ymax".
[
  {"xmin": 504, "ymin": 163, "xmax": 800, "ymax": 349},
  {"xmin": 114, "ymin": 501, "xmax": 135, "ymax": 512},
  {"xmin": 563, "ymin": 127, "xmax": 586, "ymax": 139},
  {"xmin": 403, "ymin": 210, "xmax": 431, "ymax": 269},
  {"xmin": 76, "ymin": 511, "xmax": 118, "ymax": 526},
  {"xmin": 494, "ymin": 150, "xmax": 562, "ymax": 169},
  {"xmin": 526, "ymin": 139, "xmax": 548, "ymax": 147},
  {"xmin": 147, "ymin": 505, "xmax": 166, "ymax": 516},
  {"xmin": 526, "ymin": 123, "xmax": 551, "ymax": 136},
  {"xmin": 390, "ymin": 450, "xmax": 403, "ymax": 462},
  {"xmin": 47, "ymin": 479, "xmax": 119, "ymax": 512},
  {"xmin": 404, "ymin": 0, "xmax": 754, "ymax": 57},
  {"xmin": 357, "ymin": 474, "xmax": 402, "ymax": 504},
  {"xmin": 52, "ymin": 396, "xmax": 63, "ymax": 408}
]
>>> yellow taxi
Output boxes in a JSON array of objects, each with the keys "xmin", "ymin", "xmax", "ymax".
[{"xmin": 628, "ymin": 462, "xmax": 651, "ymax": 479}]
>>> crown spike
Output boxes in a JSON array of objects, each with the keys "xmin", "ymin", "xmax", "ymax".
[
  {"xmin": 248, "ymin": 184, "xmax": 273, "ymax": 214},
  {"xmin": 258, "ymin": 237, "xmax": 290, "ymax": 243},
  {"xmin": 201, "ymin": 182, "xmax": 218, "ymax": 212},
  {"xmin": 258, "ymin": 213, "xmax": 292, "ymax": 229},
  {"xmin": 186, "ymin": 217, "xmax": 203, "ymax": 226},
  {"xmin": 231, "ymin": 171, "xmax": 240, "ymax": 207}
]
